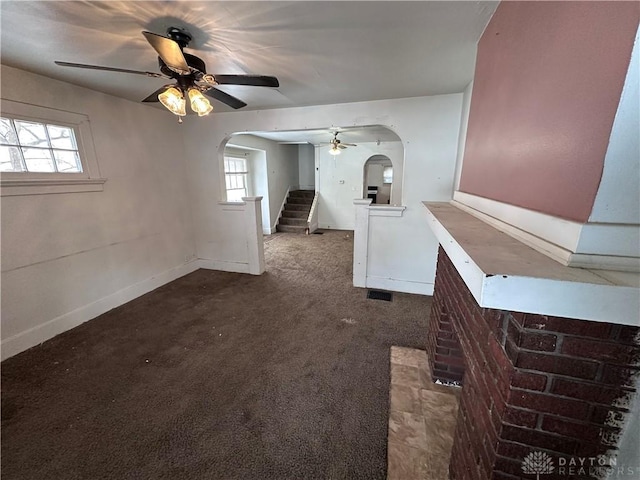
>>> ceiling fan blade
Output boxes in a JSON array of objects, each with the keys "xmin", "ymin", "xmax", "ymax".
[
  {"xmin": 203, "ymin": 87, "xmax": 247, "ymax": 109},
  {"xmin": 338, "ymin": 144, "xmax": 348, "ymax": 149},
  {"xmin": 142, "ymin": 31, "xmax": 190, "ymax": 75},
  {"xmin": 212, "ymin": 75, "xmax": 280, "ymax": 88},
  {"xmin": 55, "ymin": 61, "xmax": 167, "ymax": 78},
  {"xmin": 342, "ymin": 143, "xmax": 357, "ymax": 147},
  {"xmin": 141, "ymin": 85, "xmax": 172, "ymax": 103}
]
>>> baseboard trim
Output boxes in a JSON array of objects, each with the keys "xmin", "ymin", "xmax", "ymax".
[
  {"xmin": 365, "ymin": 276, "xmax": 433, "ymax": 296},
  {"xmin": 1, "ymin": 260, "xmax": 200, "ymax": 361},
  {"xmin": 198, "ymin": 259, "xmax": 251, "ymax": 274}
]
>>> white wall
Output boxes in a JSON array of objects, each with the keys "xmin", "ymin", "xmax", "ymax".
[
  {"xmin": 225, "ymin": 145, "xmax": 270, "ymax": 234},
  {"xmin": 216, "ymin": 134, "xmax": 298, "ymax": 233},
  {"xmin": 590, "ymin": 24, "xmax": 640, "ymax": 225},
  {"xmin": 298, "ymin": 144, "xmax": 315, "ymax": 190},
  {"xmin": 453, "ymin": 80, "xmax": 474, "ymax": 192},
  {"xmin": 318, "ymin": 142, "xmax": 402, "ymax": 230},
  {"xmin": 0, "ymin": 65, "xmax": 196, "ymax": 359},
  {"xmin": 182, "ymin": 94, "xmax": 463, "ymax": 290}
]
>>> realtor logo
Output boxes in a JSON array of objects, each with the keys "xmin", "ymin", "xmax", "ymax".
[{"xmin": 522, "ymin": 451, "xmax": 555, "ymax": 479}]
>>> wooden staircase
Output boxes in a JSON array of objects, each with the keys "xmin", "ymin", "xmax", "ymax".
[{"xmin": 276, "ymin": 190, "xmax": 315, "ymax": 233}]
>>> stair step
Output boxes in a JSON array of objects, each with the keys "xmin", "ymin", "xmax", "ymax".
[
  {"xmin": 279, "ymin": 217, "xmax": 307, "ymax": 226},
  {"xmin": 287, "ymin": 196, "xmax": 313, "ymax": 205},
  {"xmin": 282, "ymin": 210, "xmax": 308, "ymax": 218},
  {"xmin": 285, "ymin": 204, "xmax": 311, "ymax": 212},
  {"xmin": 276, "ymin": 224, "xmax": 307, "ymax": 233},
  {"xmin": 289, "ymin": 190, "xmax": 315, "ymax": 199}
]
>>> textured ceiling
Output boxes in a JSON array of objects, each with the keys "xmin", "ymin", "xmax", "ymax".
[
  {"xmin": 235, "ymin": 125, "xmax": 402, "ymax": 145},
  {"xmin": 1, "ymin": 1, "xmax": 497, "ymax": 144},
  {"xmin": 1, "ymin": 1, "xmax": 498, "ymax": 113}
]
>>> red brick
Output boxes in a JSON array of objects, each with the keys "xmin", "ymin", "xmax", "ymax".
[
  {"xmin": 590, "ymin": 406, "xmax": 628, "ymax": 428},
  {"xmin": 503, "ymin": 337, "xmax": 519, "ymax": 364},
  {"xmin": 501, "ymin": 425, "xmax": 577, "ymax": 454},
  {"xmin": 524, "ymin": 315, "xmax": 612, "ymax": 339},
  {"xmin": 540, "ymin": 415, "xmax": 601, "ymax": 440},
  {"xmin": 434, "ymin": 362, "xmax": 450, "ymax": 371},
  {"xmin": 506, "ymin": 319, "xmax": 521, "ymax": 347},
  {"xmin": 550, "ymin": 378, "xmax": 633, "ymax": 406},
  {"xmin": 520, "ymin": 331, "xmax": 558, "ymax": 352},
  {"xmin": 436, "ymin": 346, "xmax": 450, "ymax": 355},
  {"xmin": 493, "ymin": 455, "xmax": 529, "ymax": 478},
  {"xmin": 510, "ymin": 312, "xmax": 526, "ymax": 326},
  {"xmin": 440, "ymin": 321, "xmax": 453, "ymax": 332},
  {"xmin": 491, "ymin": 472, "xmax": 521, "ymax": 480},
  {"xmin": 515, "ymin": 352, "xmax": 599, "ymax": 380},
  {"xmin": 496, "ymin": 441, "xmax": 531, "ymax": 461},
  {"xmin": 508, "ymin": 390, "xmax": 590, "ymax": 420},
  {"xmin": 503, "ymin": 407, "xmax": 538, "ymax": 428},
  {"xmin": 485, "ymin": 310, "xmax": 504, "ymax": 337},
  {"xmin": 615, "ymin": 325, "xmax": 640, "ymax": 344},
  {"xmin": 511, "ymin": 370, "xmax": 547, "ymax": 391},
  {"xmin": 437, "ymin": 331, "xmax": 454, "ymax": 341},
  {"xmin": 600, "ymin": 364, "xmax": 640, "ymax": 386},
  {"xmin": 561, "ymin": 337, "xmax": 640, "ymax": 365},
  {"xmin": 440, "ymin": 339, "xmax": 463, "ymax": 350}
]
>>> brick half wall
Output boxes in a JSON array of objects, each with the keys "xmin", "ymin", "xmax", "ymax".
[{"xmin": 428, "ymin": 247, "xmax": 640, "ymax": 480}]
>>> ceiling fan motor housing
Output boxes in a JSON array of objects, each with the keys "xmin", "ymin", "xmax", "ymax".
[
  {"xmin": 158, "ymin": 53, "xmax": 206, "ymax": 78},
  {"xmin": 166, "ymin": 27, "xmax": 192, "ymax": 49}
]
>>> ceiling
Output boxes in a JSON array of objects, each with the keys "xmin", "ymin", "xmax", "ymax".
[
  {"xmin": 1, "ymin": 1, "xmax": 497, "ymax": 144},
  {"xmin": 235, "ymin": 125, "xmax": 401, "ymax": 145}
]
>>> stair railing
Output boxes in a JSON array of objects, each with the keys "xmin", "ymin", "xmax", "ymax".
[{"xmin": 306, "ymin": 191, "xmax": 319, "ymax": 234}]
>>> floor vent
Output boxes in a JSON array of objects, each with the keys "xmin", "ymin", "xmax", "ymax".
[
  {"xmin": 367, "ymin": 290, "xmax": 393, "ymax": 302},
  {"xmin": 313, "ymin": 231, "xmax": 324, "ymax": 235}
]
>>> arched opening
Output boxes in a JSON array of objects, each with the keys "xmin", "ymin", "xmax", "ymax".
[
  {"xmin": 219, "ymin": 125, "xmax": 403, "ymax": 233},
  {"xmin": 363, "ymin": 155, "xmax": 393, "ymax": 205}
]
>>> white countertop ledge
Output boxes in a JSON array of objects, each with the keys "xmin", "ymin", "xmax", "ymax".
[{"xmin": 423, "ymin": 202, "xmax": 640, "ymax": 326}]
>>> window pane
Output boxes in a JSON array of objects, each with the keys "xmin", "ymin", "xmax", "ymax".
[
  {"xmin": 15, "ymin": 121, "xmax": 49, "ymax": 147},
  {"xmin": 0, "ymin": 118, "xmax": 18, "ymax": 145},
  {"xmin": 54, "ymin": 150, "xmax": 82, "ymax": 172},
  {"xmin": 237, "ymin": 175, "xmax": 245, "ymax": 188},
  {"xmin": 23, "ymin": 148, "xmax": 55, "ymax": 172},
  {"xmin": 0, "ymin": 145, "xmax": 25, "ymax": 172},
  {"xmin": 47, "ymin": 125, "xmax": 76, "ymax": 149},
  {"xmin": 383, "ymin": 166, "xmax": 393, "ymax": 183},
  {"xmin": 225, "ymin": 175, "xmax": 232, "ymax": 190},
  {"xmin": 227, "ymin": 189, "xmax": 245, "ymax": 202}
]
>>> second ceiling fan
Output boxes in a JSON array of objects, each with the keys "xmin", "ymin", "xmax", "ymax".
[
  {"xmin": 55, "ymin": 27, "xmax": 280, "ymax": 119},
  {"xmin": 320, "ymin": 132, "xmax": 357, "ymax": 155}
]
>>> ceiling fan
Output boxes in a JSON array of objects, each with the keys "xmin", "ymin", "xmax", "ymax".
[
  {"xmin": 55, "ymin": 27, "xmax": 280, "ymax": 120},
  {"xmin": 321, "ymin": 132, "xmax": 357, "ymax": 155}
]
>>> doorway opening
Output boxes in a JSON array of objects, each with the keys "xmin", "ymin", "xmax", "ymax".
[{"xmin": 363, "ymin": 155, "xmax": 393, "ymax": 205}]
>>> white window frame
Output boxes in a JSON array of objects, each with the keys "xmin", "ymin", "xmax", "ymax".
[
  {"xmin": 223, "ymin": 155, "xmax": 250, "ymax": 202},
  {"xmin": 0, "ymin": 99, "xmax": 106, "ymax": 196},
  {"xmin": 383, "ymin": 165, "xmax": 393, "ymax": 184}
]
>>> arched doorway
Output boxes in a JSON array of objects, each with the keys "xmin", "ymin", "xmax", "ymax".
[{"xmin": 363, "ymin": 155, "xmax": 393, "ymax": 205}]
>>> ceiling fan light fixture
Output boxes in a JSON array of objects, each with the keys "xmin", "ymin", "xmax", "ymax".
[
  {"xmin": 158, "ymin": 86, "xmax": 186, "ymax": 116},
  {"xmin": 329, "ymin": 145, "xmax": 341, "ymax": 156},
  {"xmin": 188, "ymin": 88, "xmax": 214, "ymax": 116}
]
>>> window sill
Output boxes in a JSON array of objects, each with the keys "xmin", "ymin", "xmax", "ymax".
[{"xmin": 0, "ymin": 177, "xmax": 107, "ymax": 196}]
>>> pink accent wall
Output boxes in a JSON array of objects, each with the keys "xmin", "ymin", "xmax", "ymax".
[{"xmin": 459, "ymin": 2, "xmax": 639, "ymax": 222}]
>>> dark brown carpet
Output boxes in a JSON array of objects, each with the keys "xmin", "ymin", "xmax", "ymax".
[{"xmin": 1, "ymin": 230, "xmax": 430, "ymax": 479}]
